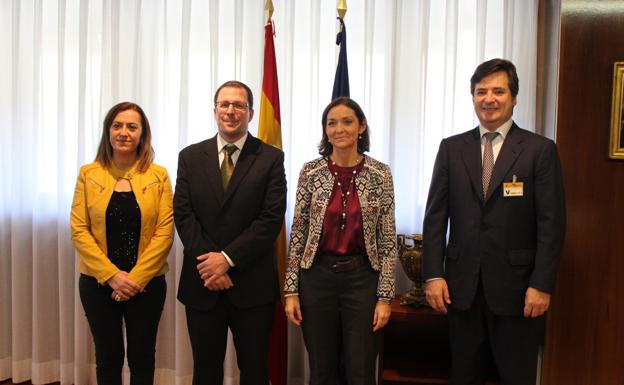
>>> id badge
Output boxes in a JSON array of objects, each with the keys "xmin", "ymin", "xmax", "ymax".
[{"xmin": 503, "ymin": 175, "xmax": 523, "ymax": 197}]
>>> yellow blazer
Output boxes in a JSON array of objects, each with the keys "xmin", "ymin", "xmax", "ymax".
[{"xmin": 70, "ymin": 161, "xmax": 174, "ymax": 289}]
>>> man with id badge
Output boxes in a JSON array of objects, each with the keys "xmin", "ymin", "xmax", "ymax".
[{"xmin": 422, "ymin": 59, "xmax": 566, "ymax": 385}]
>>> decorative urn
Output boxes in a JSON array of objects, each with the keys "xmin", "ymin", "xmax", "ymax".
[{"xmin": 397, "ymin": 234, "xmax": 427, "ymax": 306}]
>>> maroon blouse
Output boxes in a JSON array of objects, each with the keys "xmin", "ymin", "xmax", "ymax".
[{"xmin": 317, "ymin": 158, "xmax": 367, "ymax": 256}]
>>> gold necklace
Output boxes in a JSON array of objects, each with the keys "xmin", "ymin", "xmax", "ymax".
[
  {"xmin": 330, "ymin": 157, "xmax": 361, "ymax": 231},
  {"xmin": 330, "ymin": 155, "xmax": 362, "ymax": 168}
]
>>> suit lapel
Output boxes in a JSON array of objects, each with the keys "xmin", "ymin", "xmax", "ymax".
[
  {"xmin": 460, "ymin": 128, "xmax": 484, "ymax": 203},
  {"xmin": 222, "ymin": 134, "xmax": 260, "ymax": 204},
  {"xmin": 485, "ymin": 123, "xmax": 524, "ymax": 201},
  {"xmin": 202, "ymin": 136, "xmax": 225, "ymax": 205}
]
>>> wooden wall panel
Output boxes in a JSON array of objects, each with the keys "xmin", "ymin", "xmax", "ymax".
[{"xmin": 543, "ymin": 1, "xmax": 624, "ymax": 384}]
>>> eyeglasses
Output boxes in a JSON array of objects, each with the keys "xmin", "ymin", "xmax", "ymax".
[{"xmin": 215, "ymin": 101, "xmax": 249, "ymax": 111}]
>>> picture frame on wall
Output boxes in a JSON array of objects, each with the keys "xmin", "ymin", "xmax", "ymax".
[{"xmin": 609, "ymin": 62, "xmax": 624, "ymax": 159}]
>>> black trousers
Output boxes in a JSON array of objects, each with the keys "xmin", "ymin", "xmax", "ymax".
[
  {"xmin": 447, "ymin": 279, "xmax": 543, "ymax": 385},
  {"xmin": 79, "ymin": 274, "xmax": 166, "ymax": 385},
  {"xmin": 299, "ymin": 262, "xmax": 379, "ymax": 385},
  {"xmin": 185, "ymin": 297, "xmax": 275, "ymax": 385}
]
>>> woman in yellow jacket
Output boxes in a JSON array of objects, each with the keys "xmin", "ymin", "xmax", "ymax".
[{"xmin": 70, "ymin": 102, "xmax": 174, "ymax": 385}]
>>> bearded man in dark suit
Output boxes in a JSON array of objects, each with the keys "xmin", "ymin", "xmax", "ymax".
[
  {"xmin": 174, "ymin": 80, "xmax": 286, "ymax": 385},
  {"xmin": 423, "ymin": 59, "xmax": 566, "ymax": 385}
]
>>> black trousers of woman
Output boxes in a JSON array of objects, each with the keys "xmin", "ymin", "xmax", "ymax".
[
  {"xmin": 299, "ymin": 261, "xmax": 379, "ymax": 385},
  {"xmin": 79, "ymin": 274, "xmax": 166, "ymax": 385}
]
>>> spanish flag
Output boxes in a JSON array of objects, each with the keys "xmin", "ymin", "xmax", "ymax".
[
  {"xmin": 258, "ymin": 20, "xmax": 287, "ymax": 385},
  {"xmin": 258, "ymin": 23, "xmax": 283, "ymax": 149}
]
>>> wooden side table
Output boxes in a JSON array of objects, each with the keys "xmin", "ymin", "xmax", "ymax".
[
  {"xmin": 378, "ymin": 297, "xmax": 500, "ymax": 384},
  {"xmin": 378, "ymin": 298, "xmax": 450, "ymax": 384}
]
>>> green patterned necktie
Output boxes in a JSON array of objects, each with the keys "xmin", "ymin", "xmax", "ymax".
[{"xmin": 221, "ymin": 144, "xmax": 238, "ymax": 189}]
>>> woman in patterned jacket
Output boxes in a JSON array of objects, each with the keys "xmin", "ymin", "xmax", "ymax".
[{"xmin": 284, "ymin": 97, "xmax": 396, "ymax": 385}]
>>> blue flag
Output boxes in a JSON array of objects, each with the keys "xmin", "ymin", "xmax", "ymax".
[
  {"xmin": 332, "ymin": 18, "xmax": 350, "ymax": 99},
  {"xmin": 332, "ymin": 19, "xmax": 351, "ymax": 385}
]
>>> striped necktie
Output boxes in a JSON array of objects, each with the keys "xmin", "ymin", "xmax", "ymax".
[{"xmin": 482, "ymin": 132, "xmax": 499, "ymax": 198}]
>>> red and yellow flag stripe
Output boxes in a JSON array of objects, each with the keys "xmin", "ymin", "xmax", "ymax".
[{"xmin": 258, "ymin": 20, "xmax": 288, "ymax": 385}]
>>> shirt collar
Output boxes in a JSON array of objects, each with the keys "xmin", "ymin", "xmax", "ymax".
[
  {"xmin": 479, "ymin": 118, "xmax": 513, "ymax": 140},
  {"xmin": 217, "ymin": 132, "xmax": 248, "ymax": 153}
]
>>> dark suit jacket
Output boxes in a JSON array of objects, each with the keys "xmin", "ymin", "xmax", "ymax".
[
  {"xmin": 175, "ymin": 134, "xmax": 287, "ymax": 311},
  {"xmin": 423, "ymin": 123, "xmax": 565, "ymax": 315}
]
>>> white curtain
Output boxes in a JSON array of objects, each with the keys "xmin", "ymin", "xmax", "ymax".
[{"xmin": 0, "ymin": 0, "xmax": 538, "ymax": 384}]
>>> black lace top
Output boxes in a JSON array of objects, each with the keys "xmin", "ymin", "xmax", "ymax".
[{"xmin": 106, "ymin": 191, "xmax": 141, "ymax": 271}]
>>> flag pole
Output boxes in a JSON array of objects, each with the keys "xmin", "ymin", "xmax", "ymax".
[
  {"xmin": 260, "ymin": 3, "xmax": 287, "ymax": 384},
  {"xmin": 265, "ymin": 0, "xmax": 274, "ymax": 23},
  {"xmin": 337, "ymin": 0, "xmax": 347, "ymax": 20}
]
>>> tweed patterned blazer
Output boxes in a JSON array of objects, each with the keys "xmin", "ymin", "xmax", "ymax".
[{"xmin": 284, "ymin": 155, "xmax": 396, "ymax": 299}]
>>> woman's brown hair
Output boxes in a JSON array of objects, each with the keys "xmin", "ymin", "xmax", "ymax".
[
  {"xmin": 95, "ymin": 102, "xmax": 154, "ymax": 172},
  {"xmin": 318, "ymin": 97, "xmax": 370, "ymax": 156}
]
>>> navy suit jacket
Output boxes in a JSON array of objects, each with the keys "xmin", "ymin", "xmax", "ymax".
[
  {"xmin": 174, "ymin": 134, "xmax": 287, "ymax": 311},
  {"xmin": 423, "ymin": 123, "xmax": 565, "ymax": 315}
]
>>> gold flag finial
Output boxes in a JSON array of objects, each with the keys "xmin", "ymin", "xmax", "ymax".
[
  {"xmin": 337, "ymin": 0, "xmax": 347, "ymax": 19},
  {"xmin": 265, "ymin": 0, "xmax": 274, "ymax": 22}
]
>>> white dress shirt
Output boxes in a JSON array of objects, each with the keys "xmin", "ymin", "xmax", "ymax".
[
  {"xmin": 479, "ymin": 118, "xmax": 513, "ymax": 163},
  {"xmin": 217, "ymin": 132, "xmax": 248, "ymax": 167}
]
